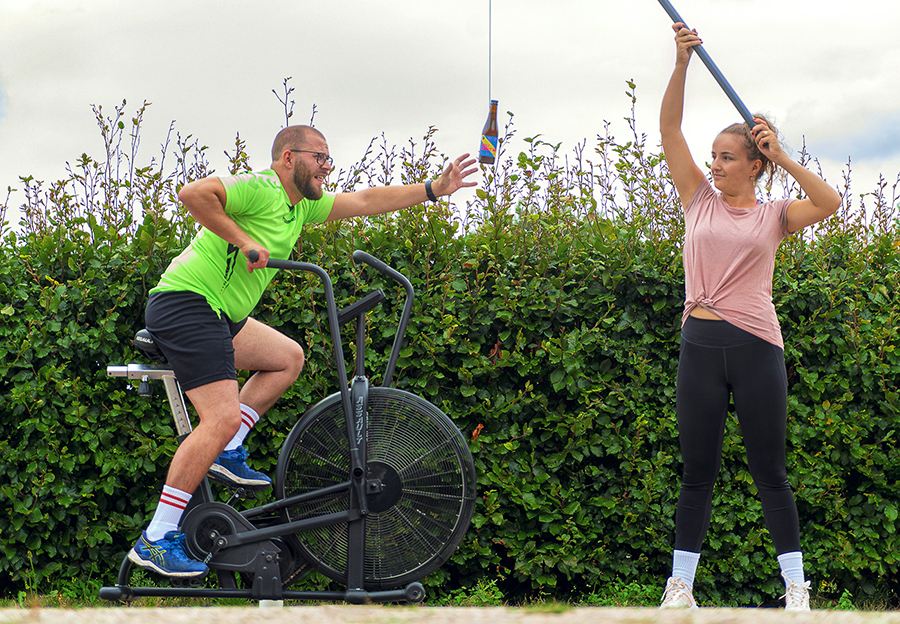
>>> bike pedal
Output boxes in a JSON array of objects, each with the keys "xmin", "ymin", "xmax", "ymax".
[
  {"xmin": 207, "ymin": 475, "xmax": 267, "ymax": 498},
  {"xmin": 169, "ymin": 574, "xmax": 207, "ymax": 588},
  {"xmin": 231, "ymin": 487, "xmax": 258, "ymax": 500},
  {"xmin": 218, "ymin": 483, "xmax": 263, "ymax": 501}
]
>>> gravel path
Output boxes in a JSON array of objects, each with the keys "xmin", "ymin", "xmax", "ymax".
[{"xmin": 2, "ymin": 606, "xmax": 900, "ymax": 624}]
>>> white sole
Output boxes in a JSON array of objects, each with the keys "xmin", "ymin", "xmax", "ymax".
[
  {"xmin": 127, "ymin": 548, "xmax": 207, "ymax": 578},
  {"xmin": 208, "ymin": 464, "xmax": 271, "ymax": 487}
]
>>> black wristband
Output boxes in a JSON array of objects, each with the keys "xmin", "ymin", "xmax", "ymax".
[{"xmin": 425, "ymin": 180, "xmax": 438, "ymax": 202}]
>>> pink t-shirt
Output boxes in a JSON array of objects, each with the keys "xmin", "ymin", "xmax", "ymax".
[{"xmin": 682, "ymin": 179, "xmax": 795, "ymax": 349}]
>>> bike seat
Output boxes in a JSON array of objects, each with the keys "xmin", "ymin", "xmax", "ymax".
[{"xmin": 133, "ymin": 329, "xmax": 168, "ymax": 363}]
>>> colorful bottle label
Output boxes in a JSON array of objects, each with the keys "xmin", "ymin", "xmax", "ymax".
[{"xmin": 479, "ymin": 134, "xmax": 498, "ymax": 161}]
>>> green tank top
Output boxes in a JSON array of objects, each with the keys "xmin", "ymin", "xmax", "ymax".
[{"xmin": 151, "ymin": 170, "xmax": 334, "ymax": 321}]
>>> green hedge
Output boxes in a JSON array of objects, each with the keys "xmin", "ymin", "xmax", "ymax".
[{"xmin": 1, "ymin": 92, "xmax": 898, "ymax": 606}]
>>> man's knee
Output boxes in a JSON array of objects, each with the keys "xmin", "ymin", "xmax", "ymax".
[
  {"xmin": 223, "ymin": 410, "xmax": 243, "ymax": 437},
  {"xmin": 288, "ymin": 342, "xmax": 305, "ymax": 379},
  {"xmin": 185, "ymin": 381, "xmax": 243, "ymax": 439},
  {"xmin": 198, "ymin": 408, "xmax": 242, "ymax": 440}
]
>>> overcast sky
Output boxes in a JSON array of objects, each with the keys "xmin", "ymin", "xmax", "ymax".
[{"xmin": 2, "ymin": 0, "xmax": 899, "ymax": 227}]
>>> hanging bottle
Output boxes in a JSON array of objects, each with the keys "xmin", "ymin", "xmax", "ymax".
[{"xmin": 478, "ymin": 100, "xmax": 499, "ymax": 165}]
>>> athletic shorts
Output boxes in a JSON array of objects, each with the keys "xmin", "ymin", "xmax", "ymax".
[{"xmin": 144, "ymin": 291, "xmax": 248, "ymax": 392}]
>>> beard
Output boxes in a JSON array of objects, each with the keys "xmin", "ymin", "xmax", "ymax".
[{"xmin": 292, "ymin": 161, "xmax": 323, "ymax": 200}]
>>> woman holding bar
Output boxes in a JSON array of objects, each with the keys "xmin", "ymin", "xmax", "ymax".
[{"xmin": 658, "ymin": 21, "xmax": 841, "ymax": 611}]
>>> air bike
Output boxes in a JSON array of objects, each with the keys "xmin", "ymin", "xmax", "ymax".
[{"xmin": 99, "ymin": 250, "xmax": 477, "ymax": 604}]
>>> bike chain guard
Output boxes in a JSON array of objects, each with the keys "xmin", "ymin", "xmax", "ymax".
[{"xmin": 181, "ymin": 502, "xmax": 285, "ymax": 599}]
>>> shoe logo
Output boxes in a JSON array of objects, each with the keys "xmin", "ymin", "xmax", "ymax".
[{"xmin": 142, "ymin": 538, "xmax": 168, "ymax": 566}]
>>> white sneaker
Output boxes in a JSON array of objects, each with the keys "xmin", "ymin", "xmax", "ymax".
[
  {"xmin": 659, "ymin": 576, "xmax": 698, "ymax": 609},
  {"xmin": 781, "ymin": 572, "xmax": 811, "ymax": 611}
]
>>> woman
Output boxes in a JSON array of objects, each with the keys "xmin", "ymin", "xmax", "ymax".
[{"xmin": 658, "ymin": 22, "xmax": 841, "ymax": 610}]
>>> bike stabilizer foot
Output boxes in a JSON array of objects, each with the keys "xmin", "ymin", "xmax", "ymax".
[{"xmin": 340, "ymin": 582, "xmax": 425, "ymax": 605}]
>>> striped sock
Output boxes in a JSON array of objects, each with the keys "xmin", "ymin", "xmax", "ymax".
[
  {"xmin": 224, "ymin": 404, "xmax": 261, "ymax": 452},
  {"xmin": 672, "ymin": 550, "xmax": 701, "ymax": 587},
  {"xmin": 777, "ymin": 551, "xmax": 805, "ymax": 586},
  {"xmin": 146, "ymin": 485, "xmax": 192, "ymax": 541}
]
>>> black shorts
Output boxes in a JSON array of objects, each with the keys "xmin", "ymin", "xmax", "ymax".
[{"xmin": 144, "ymin": 291, "xmax": 248, "ymax": 392}]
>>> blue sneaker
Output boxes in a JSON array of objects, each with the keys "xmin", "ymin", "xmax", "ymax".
[
  {"xmin": 127, "ymin": 531, "xmax": 208, "ymax": 578},
  {"xmin": 207, "ymin": 445, "xmax": 272, "ymax": 489}
]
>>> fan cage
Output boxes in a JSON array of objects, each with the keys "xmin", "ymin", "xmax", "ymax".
[{"xmin": 276, "ymin": 387, "xmax": 475, "ymax": 589}]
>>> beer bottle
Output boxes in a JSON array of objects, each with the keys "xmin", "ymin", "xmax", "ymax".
[{"xmin": 479, "ymin": 99, "xmax": 499, "ymax": 164}]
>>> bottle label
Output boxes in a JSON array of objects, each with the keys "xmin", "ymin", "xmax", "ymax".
[{"xmin": 479, "ymin": 134, "xmax": 498, "ymax": 161}]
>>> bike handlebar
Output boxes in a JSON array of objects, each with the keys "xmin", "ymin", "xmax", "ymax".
[
  {"xmin": 252, "ymin": 249, "xmax": 414, "ymax": 388},
  {"xmin": 248, "ymin": 249, "xmax": 310, "ymax": 272},
  {"xmin": 352, "ymin": 251, "xmax": 414, "ymax": 388},
  {"xmin": 352, "ymin": 250, "xmax": 413, "ymax": 292},
  {"xmin": 352, "ymin": 250, "xmax": 389, "ymax": 274}
]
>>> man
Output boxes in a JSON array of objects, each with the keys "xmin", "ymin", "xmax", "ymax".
[{"xmin": 128, "ymin": 125, "xmax": 478, "ymax": 577}]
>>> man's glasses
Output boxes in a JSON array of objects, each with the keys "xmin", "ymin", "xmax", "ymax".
[{"xmin": 290, "ymin": 149, "xmax": 333, "ymax": 167}]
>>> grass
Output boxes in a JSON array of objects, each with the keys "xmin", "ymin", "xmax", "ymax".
[
  {"xmin": 582, "ymin": 580, "xmax": 660, "ymax": 607},
  {"xmin": 4, "ymin": 572, "xmax": 893, "ymax": 612},
  {"xmin": 1, "ymin": 548, "xmax": 894, "ymax": 612}
]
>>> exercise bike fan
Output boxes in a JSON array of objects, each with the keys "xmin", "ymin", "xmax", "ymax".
[{"xmin": 276, "ymin": 387, "xmax": 476, "ymax": 590}]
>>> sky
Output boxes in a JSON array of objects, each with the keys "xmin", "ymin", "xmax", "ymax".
[{"xmin": 2, "ymin": 0, "xmax": 900, "ymax": 227}]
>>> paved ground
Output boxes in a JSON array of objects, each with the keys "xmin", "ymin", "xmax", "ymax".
[{"xmin": 2, "ymin": 606, "xmax": 900, "ymax": 624}]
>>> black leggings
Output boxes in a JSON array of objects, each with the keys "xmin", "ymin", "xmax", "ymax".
[{"xmin": 674, "ymin": 316, "xmax": 801, "ymax": 555}]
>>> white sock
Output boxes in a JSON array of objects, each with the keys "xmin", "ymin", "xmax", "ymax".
[
  {"xmin": 146, "ymin": 485, "xmax": 192, "ymax": 541},
  {"xmin": 778, "ymin": 551, "xmax": 805, "ymax": 586},
  {"xmin": 672, "ymin": 550, "xmax": 701, "ymax": 587},
  {"xmin": 224, "ymin": 403, "xmax": 260, "ymax": 451}
]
